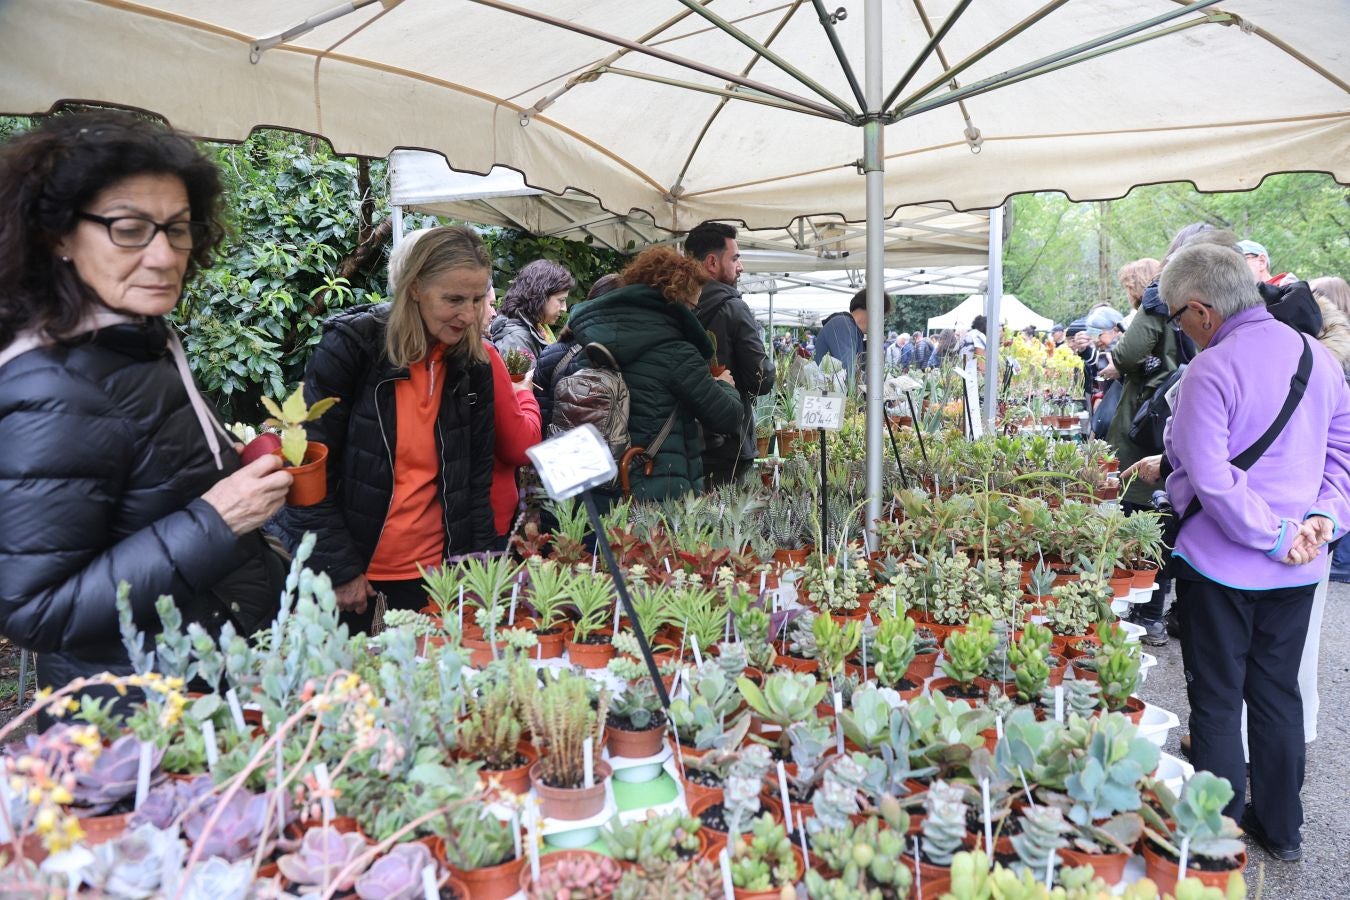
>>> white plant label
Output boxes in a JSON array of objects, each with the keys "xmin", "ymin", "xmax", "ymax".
[
  {"xmin": 960, "ymin": 361, "xmax": 984, "ymax": 437},
  {"xmin": 776, "ymin": 761, "xmax": 793, "ymax": 834},
  {"xmin": 981, "ymin": 777, "xmax": 993, "ymax": 866},
  {"xmin": 1053, "ymin": 685, "xmax": 1064, "ymax": 723},
  {"xmin": 690, "ymin": 634, "xmax": 704, "ymax": 668},
  {"xmin": 508, "ymin": 583, "xmax": 519, "ymax": 625},
  {"xmin": 719, "ymin": 848, "xmax": 735, "ymax": 900},
  {"xmin": 833, "ymin": 691, "xmax": 845, "ymax": 756},
  {"xmin": 797, "ymin": 391, "xmax": 846, "ymax": 431},
  {"xmin": 201, "ymin": 719, "xmax": 219, "ymax": 769},
  {"xmin": 420, "ymin": 864, "xmax": 439, "ymax": 900},
  {"xmin": 526, "ymin": 423, "xmax": 618, "ymax": 500},
  {"xmin": 526, "ymin": 808, "xmax": 541, "ymax": 880},
  {"xmin": 797, "ymin": 810, "xmax": 809, "ymax": 861},
  {"xmin": 134, "ymin": 740, "xmax": 154, "ymax": 810},
  {"xmin": 314, "ymin": 762, "xmax": 337, "ymax": 820},
  {"xmin": 225, "ymin": 688, "xmax": 247, "ymax": 733},
  {"xmin": 0, "ymin": 776, "xmax": 14, "ymax": 843},
  {"xmin": 1044, "ymin": 847, "xmax": 1056, "ymax": 888},
  {"xmin": 583, "ymin": 737, "xmax": 595, "ymax": 789},
  {"xmin": 511, "ymin": 812, "xmax": 522, "ymax": 861}
]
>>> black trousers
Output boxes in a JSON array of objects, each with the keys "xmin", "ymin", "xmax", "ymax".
[
  {"xmin": 1122, "ymin": 500, "xmax": 1170, "ymax": 622},
  {"xmin": 703, "ymin": 455, "xmax": 751, "ymax": 486},
  {"xmin": 339, "ymin": 578, "xmax": 430, "ymax": 635},
  {"xmin": 1177, "ymin": 573, "xmax": 1315, "ymax": 846}
]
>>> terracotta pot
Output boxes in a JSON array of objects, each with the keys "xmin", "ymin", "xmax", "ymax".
[
  {"xmin": 773, "ymin": 547, "xmax": 810, "ymax": 567},
  {"xmin": 509, "ymin": 372, "xmax": 528, "ymax": 384},
  {"xmin": 756, "ymin": 436, "xmax": 771, "ymax": 458},
  {"xmin": 906, "ymin": 650, "xmax": 939, "ymax": 681},
  {"xmin": 926, "ymin": 676, "xmax": 986, "ymax": 701},
  {"xmin": 444, "ymin": 873, "xmax": 472, "ymax": 900},
  {"xmin": 774, "ymin": 652, "xmax": 819, "ymax": 675},
  {"xmin": 518, "ymin": 850, "xmax": 620, "ymax": 895},
  {"xmin": 1109, "ymin": 570, "xmax": 1134, "ymax": 598},
  {"xmin": 1098, "ymin": 694, "xmax": 1146, "ymax": 724},
  {"xmin": 679, "ymin": 766, "xmax": 725, "ymax": 811},
  {"xmin": 1047, "ymin": 654, "xmax": 1069, "ymax": 687},
  {"xmin": 530, "ymin": 626, "xmax": 568, "ymax": 659},
  {"xmin": 530, "ymin": 760, "xmax": 612, "ymax": 821},
  {"xmin": 475, "ymin": 741, "xmax": 539, "ymax": 796},
  {"xmin": 728, "ymin": 843, "xmax": 806, "ymax": 898},
  {"xmin": 1129, "ymin": 563, "xmax": 1160, "ymax": 589},
  {"xmin": 1070, "ymin": 658, "xmax": 1100, "ymax": 683},
  {"xmin": 1059, "ymin": 846, "xmax": 1131, "ymax": 883},
  {"xmin": 77, "ymin": 811, "xmax": 133, "ymax": 846},
  {"xmin": 901, "ymin": 853, "xmax": 952, "ymax": 893},
  {"xmin": 567, "ymin": 637, "xmax": 616, "ymax": 669},
  {"xmin": 440, "ymin": 841, "xmax": 526, "ymax": 900},
  {"xmin": 918, "ymin": 875, "xmax": 953, "ymax": 899},
  {"xmin": 1141, "ymin": 837, "xmax": 1245, "ymax": 896},
  {"xmin": 1103, "ymin": 459, "xmax": 1120, "ymax": 473},
  {"xmin": 777, "ymin": 429, "xmax": 801, "ymax": 456},
  {"xmin": 1055, "ymin": 633, "xmax": 1099, "ymax": 657},
  {"xmin": 607, "ymin": 720, "xmax": 666, "ymax": 759},
  {"xmin": 278, "ymin": 442, "xmax": 329, "ymax": 507}
]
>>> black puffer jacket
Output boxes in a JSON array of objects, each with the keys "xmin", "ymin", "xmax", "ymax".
[
  {"xmin": 695, "ymin": 281, "xmax": 775, "ymax": 461},
  {"xmin": 283, "ymin": 305, "xmax": 495, "ymax": 584},
  {"xmin": 0, "ymin": 318, "xmax": 284, "ymax": 691}
]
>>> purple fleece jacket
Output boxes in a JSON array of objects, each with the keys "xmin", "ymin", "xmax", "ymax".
[{"xmin": 1164, "ymin": 304, "xmax": 1350, "ymax": 590}]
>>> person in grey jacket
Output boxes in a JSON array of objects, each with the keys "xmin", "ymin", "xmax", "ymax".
[
  {"xmin": 686, "ymin": 222, "xmax": 775, "ymax": 484},
  {"xmin": 488, "ymin": 258, "xmax": 574, "ymax": 365}
]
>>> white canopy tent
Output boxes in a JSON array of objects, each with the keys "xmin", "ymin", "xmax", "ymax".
[
  {"xmin": 5, "ymin": 0, "xmax": 1346, "ymax": 537},
  {"xmin": 926, "ymin": 293, "xmax": 1051, "ymax": 334}
]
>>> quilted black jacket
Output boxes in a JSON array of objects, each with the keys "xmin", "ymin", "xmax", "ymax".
[
  {"xmin": 0, "ymin": 318, "xmax": 283, "ymax": 691},
  {"xmin": 282, "ymin": 304, "xmax": 495, "ymax": 584}
]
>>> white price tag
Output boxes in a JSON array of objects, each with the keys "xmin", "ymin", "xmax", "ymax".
[
  {"xmin": 960, "ymin": 361, "xmax": 984, "ymax": 437},
  {"xmin": 797, "ymin": 391, "xmax": 846, "ymax": 431},
  {"xmin": 526, "ymin": 424, "xmax": 619, "ymax": 500}
]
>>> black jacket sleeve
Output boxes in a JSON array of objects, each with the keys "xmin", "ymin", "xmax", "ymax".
[
  {"xmin": 725, "ymin": 297, "xmax": 775, "ymax": 398},
  {"xmin": 288, "ymin": 320, "xmax": 369, "ymax": 585},
  {"xmin": 467, "ymin": 360, "xmax": 496, "ymax": 551},
  {"xmin": 0, "ymin": 366, "xmax": 238, "ymax": 653}
]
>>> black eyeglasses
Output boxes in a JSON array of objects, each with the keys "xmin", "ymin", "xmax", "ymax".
[
  {"xmin": 78, "ymin": 213, "xmax": 208, "ymax": 251},
  {"xmin": 1167, "ymin": 301, "xmax": 1214, "ymax": 326}
]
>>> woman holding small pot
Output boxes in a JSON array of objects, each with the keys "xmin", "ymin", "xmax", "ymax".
[{"xmin": 0, "ymin": 112, "xmax": 292, "ymax": 699}]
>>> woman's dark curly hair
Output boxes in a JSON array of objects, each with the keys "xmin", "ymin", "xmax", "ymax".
[
  {"xmin": 620, "ymin": 247, "xmax": 706, "ymax": 306},
  {"xmin": 499, "ymin": 259, "xmax": 576, "ymax": 324},
  {"xmin": 0, "ymin": 110, "xmax": 225, "ymax": 347}
]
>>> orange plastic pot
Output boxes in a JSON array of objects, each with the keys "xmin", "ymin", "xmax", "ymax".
[
  {"xmin": 567, "ymin": 637, "xmax": 616, "ymax": 669},
  {"xmin": 474, "ymin": 741, "xmax": 539, "ymax": 796},
  {"xmin": 1059, "ymin": 846, "xmax": 1131, "ymax": 884},
  {"xmin": 530, "ymin": 760, "xmax": 611, "ymax": 821},
  {"xmin": 279, "ymin": 442, "xmax": 329, "ymax": 506},
  {"xmin": 607, "ymin": 721, "xmax": 666, "ymax": 759},
  {"xmin": 1142, "ymin": 838, "xmax": 1245, "ymax": 896},
  {"xmin": 439, "ymin": 842, "xmax": 525, "ymax": 900}
]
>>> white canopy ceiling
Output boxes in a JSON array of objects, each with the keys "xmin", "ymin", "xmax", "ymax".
[{"xmin": 4, "ymin": 1, "xmax": 1345, "ymax": 231}]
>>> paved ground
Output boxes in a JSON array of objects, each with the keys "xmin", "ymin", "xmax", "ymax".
[{"xmin": 1137, "ymin": 581, "xmax": 1350, "ymax": 900}]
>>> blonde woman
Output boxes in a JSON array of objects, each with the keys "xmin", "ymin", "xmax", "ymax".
[{"xmin": 285, "ymin": 226, "xmax": 496, "ymax": 632}]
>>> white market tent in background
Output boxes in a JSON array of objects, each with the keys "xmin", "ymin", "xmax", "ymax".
[
  {"xmin": 5, "ymin": 0, "xmax": 1346, "ymax": 535},
  {"xmin": 739, "ymin": 267, "xmax": 985, "ymax": 329},
  {"xmin": 926, "ymin": 293, "xmax": 1051, "ymax": 334}
]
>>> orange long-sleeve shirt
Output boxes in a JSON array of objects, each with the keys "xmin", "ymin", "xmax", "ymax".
[{"xmin": 485, "ymin": 343, "xmax": 542, "ymax": 536}]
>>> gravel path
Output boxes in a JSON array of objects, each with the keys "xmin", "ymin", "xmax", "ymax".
[{"xmin": 1136, "ymin": 580, "xmax": 1350, "ymax": 899}]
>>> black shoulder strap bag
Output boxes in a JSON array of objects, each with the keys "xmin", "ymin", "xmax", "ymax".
[{"xmin": 1162, "ymin": 335, "xmax": 1313, "ymax": 573}]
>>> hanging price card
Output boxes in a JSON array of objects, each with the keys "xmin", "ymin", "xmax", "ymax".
[
  {"xmin": 526, "ymin": 423, "xmax": 619, "ymax": 500},
  {"xmin": 797, "ymin": 391, "xmax": 846, "ymax": 431}
]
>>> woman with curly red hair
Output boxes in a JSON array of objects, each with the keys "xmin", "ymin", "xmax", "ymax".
[{"xmin": 555, "ymin": 246, "xmax": 742, "ymax": 501}]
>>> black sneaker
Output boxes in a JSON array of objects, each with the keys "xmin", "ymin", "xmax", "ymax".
[
  {"xmin": 1136, "ymin": 617, "xmax": 1168, "ymax": 647},
  {"xmin": 1241, "ymin": 806, "xmax": 1302, "ymax": 862}
]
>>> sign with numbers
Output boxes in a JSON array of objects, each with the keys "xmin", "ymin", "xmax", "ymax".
[
  {"xmin": 797, "ymin": 391, "xmax": 846, "ymax": 431},
  {"xmin": 526, "ymin": 424, "xmax": 618, "ymax": 500}
]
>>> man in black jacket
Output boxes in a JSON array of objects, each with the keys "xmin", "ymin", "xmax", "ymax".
[{"xmin": 686, "ymin": 222, "xmax": 775, "ymax": 485}]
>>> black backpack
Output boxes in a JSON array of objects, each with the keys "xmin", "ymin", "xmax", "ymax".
[{"xmin": 1128, "ymin": 364, "xmax": 1186, "ymax": 454}]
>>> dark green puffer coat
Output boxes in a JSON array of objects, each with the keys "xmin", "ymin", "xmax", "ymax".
[{"xmin": 566, "ymin": 284, "xmax": 743, "ymax": 500}]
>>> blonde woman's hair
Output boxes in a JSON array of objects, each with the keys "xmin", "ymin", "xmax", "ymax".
[
  {"xmin": 385, "ymin": 225, "xmax": 491, "ymax": 368},
  {"xmin": 1117, "ymin": 258, "xmax": 1162, "ymax": 308}
]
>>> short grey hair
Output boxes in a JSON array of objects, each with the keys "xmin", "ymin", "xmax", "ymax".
[{"xmin": 1160, "ymin": 242, "xmax": 1262, "ymax": 320}]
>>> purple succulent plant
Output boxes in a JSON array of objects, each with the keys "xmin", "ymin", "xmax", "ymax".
[
  {"xmin": 181, "ymin": 786, "xmax": 295, "ymax": 862},
  {"xmin": 276, "ymin": 826, "xmax": 372, "ymax": 891},
  {"xmin": 354, "ymin": 842, "xmax": 435, "ymax": 900},
  {"xmin": 73, "ymin": 734, "xmax": 165, "ymax": 816},
  {"xmin": 131, "ymin": 774, "xmax": 213, "ymax": 830}
]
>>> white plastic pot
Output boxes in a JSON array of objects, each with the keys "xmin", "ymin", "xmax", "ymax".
[
  {"xmin": 1137, "ymin": 701, "xmax": 1180, "ymax": 748},
  {"xmin": 1154, "ymin": 751, "xmax": 1194, "ymax": 797}
]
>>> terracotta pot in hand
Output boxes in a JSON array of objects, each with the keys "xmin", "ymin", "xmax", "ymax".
[{"xmin": 279, "ymin": 442, "xmax": 329, "ymax": 506}]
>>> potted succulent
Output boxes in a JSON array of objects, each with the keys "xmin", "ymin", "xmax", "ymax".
[
  {"xmin": 602, "ymin": 811, "xmax": 703, "ymax": 866},
  {"xmin": 737, "ymin": 671, "xmax": 828, "ymax": 759},
  {"xmin": 520, "ymin": 557, "xmax": 573, "ymax": 658},
  {"xmin": 1140, "ymin": 772, "xmax": 1248, "ymax": 895},
  {"xmin": 725, "ymin": 814, "xmax": 804, "ymax": 898},
  {"xmin": 565, "ymin": 569, "xmax": 618, "ymax": 669},
  {"xmin": 930, "ymin": 615, "xmax": 997, "ymax": 701},
  {"xmin": 502, "ymin": 346, "xmax": 535, "ymax": 383},
  {"xmin": 528, "ymin": 672, "xmax": 612, "ymax": 820},
  {"xmin": 1094, "ymin": 622, "xmax": 1145, "ymax": 721},
  {"xmin": 804, "ymin": 803, "xmax": 913, "ymax": 898},
  {"xmin": 612, "ymin": 857, "xmax": 726, "ymax": 898},
  {"xmin": 275, "ymin": 825, "xmax": 372, "ymax": 893},
  {"xmin": 438, "ymin": 812, "xmax": 524, "ymax": 900},
  {"xmin": 911, "ymin": 780, "xmax": 967, "ymax": 883},
  {"xmin": 260, "ymin": 384, "xmax": 339, "ymax": 506},
  {"xmin": 457, "ymin": 659, "xmax": 537, "ymax": 795},
  {"xmin": 519, "ymin": 850, "xmax": 624, "ymax": 899},
  {"xmin": 354, "ymin": 843, "xmax": 440, "ymax": 900},
  {"xmin": 605, "ymin": 641, "xmax": 668, "ymax": 760}
]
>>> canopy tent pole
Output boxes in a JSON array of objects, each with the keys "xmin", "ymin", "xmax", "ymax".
[
  {"xmin": 392, "ymin": 205, "xmax": 405, "ymax": 246},
  {"xmin": 863, "ymin": 0, "xmax": 885, "ymax": 550},
  {"xmin": 982, "ymin": 204, "xmax": 1004, "ymax": 427}
]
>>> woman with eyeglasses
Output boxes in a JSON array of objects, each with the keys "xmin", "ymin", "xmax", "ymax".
[
  {"xmin": 0, "ymin": 111, "xmax": 292, "ymax": 704},
  {"xmin": 281, "ymin": 225, "xmax": 496, "ymax": 633}
]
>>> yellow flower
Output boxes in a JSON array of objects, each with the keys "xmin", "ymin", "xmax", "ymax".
[
  {"xmin": 49, "ymin": 785, "xmax": 73, "ymax": 805},
  {"xmin": 72, "ymin": 728, "xmax": 101, "ymax": 752},
  {"xmin": 33, "ymin": 806, "xmax": 56, "ymax": 834}
]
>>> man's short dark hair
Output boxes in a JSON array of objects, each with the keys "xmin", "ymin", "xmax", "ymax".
[
  {"xmin": 684, "ymin": 222, "xmax": 737, "ymax": 261},
  {"xmin": 849, "ymin": 288, "xmax": 892, "ymax": 314},
  {"xmin": 971, "ymin": 315, "xmax": 986, "ymax": 333}
]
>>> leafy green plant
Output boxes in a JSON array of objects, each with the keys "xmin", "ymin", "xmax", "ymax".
[
  {"xmin": 940, "ymin": 615, "xmax": 997, "ymax": 688},
  {"xmin": 522, "ymin": 557, "xmax": 572, "ymax": 633},
  {"xmin": 568, "ymin": 570, "xmax": 615, "ymax": 643},
  {"xmin": 812, "ymin": 612, "xmax": 861, "ymax": 683},
  {"xmin": 260, "ymin": 384, "xmax": 339, "ymax": 465},
  {"xmin": 528, "ymin": 672, "xmax": 608, "ymax": 789},
  {"xmin": 1095, "ymin": 624, "xmax": 1142, "ymax": 713},
  {"xmin": 1141, "ymin": 772, "xmax": 1246, "ymax": 867},
  {"xmin": 872, "ymin": 615, "xmax": 921, "ymax": 688}
]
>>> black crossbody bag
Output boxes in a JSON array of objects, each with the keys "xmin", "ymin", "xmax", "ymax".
[{"xmin": 1160, "ymin": 335, "xmax": 1313, "ymax": 574}]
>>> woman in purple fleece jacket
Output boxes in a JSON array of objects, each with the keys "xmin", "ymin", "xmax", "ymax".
[{"xmin": 1155, "ymin": 242, "xmax": 1350, "ymax": 862}]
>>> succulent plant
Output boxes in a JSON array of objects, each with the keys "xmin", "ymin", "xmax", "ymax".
[
  {"xmin": 176, "ymin": 856, "xmax": 255, "ymax": 900},
  {"xmin": 804, "ymin": 814, "xmax": 913, "ymax": 899},
  {"xmin": 812, "ymin": 613, "xmax": 861, "ymax": 683},
  {"xmin": 529, "ymin": 670, "xmax": 608, "ymax": 789},
  {"xmin": 729, "ymin": 814, "xmax": 799, "ymax": 892},
  {"xmin": 838, "ymin": 684, "xmax": 899, "ymax": 753},
  {"xmin": 940, "ymin": 614, "xmax": 997, "ymax": 688},
  {"xmin": 181, "ymin": 786, "xmax": 293, "ymax": 863},
  {"xmin": 73, "ymin": 733, "xmax": 166, "ymax": 815},
  {"xmin": 439, "ymin": 809, "xmax": 516, "ymax": 871},
  {"xmin": 737, "ymin": 671, "xmax": 827, "ymax": 757},
  {"xmin": 1141, "ymin": 771, "xmax": 1247, "ymax": 865},
  {"xmin": 354, "ymin": 842, "xmax": 437, "ymax": 900},
  {"xmin": 612, "ymin": 858, "xmax": 725, "ymax": 900},
  {"xmin": 1062, "ymin": 713, "xmax": 1158, "ymax": 825},
  {"xmin": 921, "ymin": 780, "xmax": 968, "ymax": 866},
  {"xmin": 524, "ymin": 853, "xmax": 624, "ymax": 899},
  {"xmin": 276, "ymin": 826, "xmax": 372, "ymax": 892},
  {"xmin": 131, "ymin": 774, "xmax": 212, "ymax": 830},
  {"xmin": 609, "ymin": 677, "xmax": 663, "ymax": 731},
  {"xmin": 809, "ymin": 755, "xmax": 872, "ymax": 831},
  {"xmin": 458, "ymin": 671, "xmax": 526, "ymax": 770},
  {"xmin": 1040, "ymin": 679, "xmax": 1100, "ymax": 718},
  {"xmin": 1011, "ymin": 804, "xmax": 1073, "ymax": 871},
  {"xmin": 602, "ymin": 811, "xmax": 702, "ymax": 864},
  {"xmin": 1095, "ymin": 636, "xmax": 1142, "ymax": 713},
  {"xmin": 787, "ymin": 720, "xmax": 835, "ymax": 800},
  {"xmin": 871, "ymin": 615, "xmax": 920, "ymax": 688},
  {"xmin": 80, "ymin": 823, "xmax": 185, "ymax": 899},
  {"xmin": 723, "ymin": 744, "xmax": 772, "ymax": 838}
]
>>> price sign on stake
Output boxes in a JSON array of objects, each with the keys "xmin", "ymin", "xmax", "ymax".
[
  {"xmin": 201, "ymin": 719, "xmax": 219, "ymax": 770},
  {"xmin": 797, "ymin": 391, "xmax": 846, "ymax": 431},
  {"xmin": 526, "ymin": 424, "xmax": 619, "ymax": 500}
]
